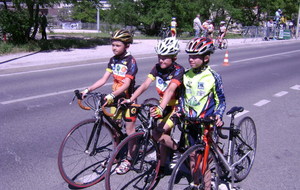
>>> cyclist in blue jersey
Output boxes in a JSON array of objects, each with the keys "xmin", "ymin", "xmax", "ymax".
[{"xmin": 178, "ymin": 37, "xmax": 226, "ymax": 189}]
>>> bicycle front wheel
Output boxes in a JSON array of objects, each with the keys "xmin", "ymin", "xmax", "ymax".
[
  {"xmin": 105, "ymin": 132, "xmax": 160, "ymax": 190},
  {"xmin": 233, "ymin": 116, "xmax": 257, "ymax": 182},
  {"xmin": 168, "ymin": 144, "xmax": 219, "ymax": 190},
  {"xmin": 58, "ymin": 118, "xmax": 115, "ymax": 188}
]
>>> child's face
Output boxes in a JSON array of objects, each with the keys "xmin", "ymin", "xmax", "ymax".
[
  {"xmin": 112, "ymin": 41, "xmax": 127, "ymax": 56},
  {"xmin": 188, "ymin": 54, "xmax": 208, "ymax": 68},
  {"xmin": 158, "ymin": 55, "xmax": 173, "ymax": 69}
]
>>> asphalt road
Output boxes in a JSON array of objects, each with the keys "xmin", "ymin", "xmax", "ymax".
[{"xmin": 1, "ymin": 40, "xmax": 300, "ymax": 190}]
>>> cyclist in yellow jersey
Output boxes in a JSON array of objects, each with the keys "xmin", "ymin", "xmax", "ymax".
[
  {"xmin": 125, "ymin": 37, "xmax": 185, "ymax": 177},
  {"xmin": 178, "ymin": 37, "xmax": 226, "ymax": 189}
]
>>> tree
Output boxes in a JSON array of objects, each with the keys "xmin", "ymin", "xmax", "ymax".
[
  {"xmin": 71, "ymin": 0, "xmax": 97, "ymax": 23},
  {"xmin": 0, "ymin": 0, "xmax": 61, "ymax": 43}
]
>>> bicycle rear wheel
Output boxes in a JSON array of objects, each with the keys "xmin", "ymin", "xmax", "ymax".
[
  {"xmin": 222, "ymin": 39, "xmax": 228, "ymax": 49},
  {"xmin": 58, "ymin": 118, "xmax": 115, "ymax": 188},
  {"xmin": 105, "ymin": 132, "xmax": 160, "ymax": 190},
  {"xmin": 168, "ymin": 144, "xmax": 219, "ymax": 190},
  {"xmin": 233, "ymin": 116, "xmax": 257, "ymax": 182}
]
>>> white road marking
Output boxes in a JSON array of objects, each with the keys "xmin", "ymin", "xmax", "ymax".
[
  {"xmin": 290, "ymin": 85, "xmax": 300, "ymax": 90},
  {"xmin": 232, "ymin": 49, "xmax": 300, "ymax": 63},
  {"xmin": 0, "ymin": 83, "xmax": 113, "ymax": 105},
  {"xmin": 273, "ymin": 91, "xmax": 288, "ymax": 97},
  {"xmin": 254, "ymin": 99, "xmax": 271, "ymax": 107},
  {"xmin": 2, "ymin": 49, "xmax": 299, "ymax": 77}
]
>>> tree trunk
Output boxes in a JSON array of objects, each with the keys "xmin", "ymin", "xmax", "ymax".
[
  {"xmin": 31, "ymin": 4, "xmax": 40, "ymax": 39},
  {"xmin": 2, "ymin": 0, "xmax": 8, "ymax": 10}
]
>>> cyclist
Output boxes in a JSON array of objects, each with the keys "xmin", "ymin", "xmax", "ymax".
[
  {"xmin": 170, "ymin": 17, "xmax": 177, "ymax": 37},
  {"xmin": 81, "ymin": 29, "xmax": 138, "ymax": 165},
  {"xmin": 178, "ymin": 37, "xmax": 226, "ymax": 189},
  {"xmin": 217, "ymin": 21, "xmax": 227, "ymax": 48},
  {"xmin": 123, "ymin": 37, "xmax": 185, "ymax": 177},
  {"xmin": 202, "ymin": 20, "xmax": 214, "ymax": 39}
]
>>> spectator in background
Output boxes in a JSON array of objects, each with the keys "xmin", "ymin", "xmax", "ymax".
[
  {"xmin": 265, "ymin": 19, "xmax": 274, "ymax": 40},
  {"xmin": 289, "ymin": 19, "xmax": 295, "ymax": 38},
  {"xmin": 39, "ymin": 12, "xmax": 48, "ymax": 40},
  {"xmin": 275, "ymin": 9, "xmax": 282, "ymax": 26},
  {"xmin": 193, "ymin": 14, "xmax": 203, "ymax": 37},
  {"xmin": 280, "ymin": 14, "xmax": 287, "ymax": 29}
]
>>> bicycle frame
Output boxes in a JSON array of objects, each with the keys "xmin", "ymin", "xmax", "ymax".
[
  {"xmin": 84, "ymin": 112, "xmax": 124, "ymax": 156},
  {"xmin": 197, "ymin": 114, "xmax": 254, "ymax": 188}
]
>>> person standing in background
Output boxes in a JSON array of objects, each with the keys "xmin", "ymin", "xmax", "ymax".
[
  {"xmin": 39, "ymin": 12, "xmax": 48, "ymax": 40},
  {"xmin": 193, "ymin": 14, "xmax": 203, "ymax": 37}
]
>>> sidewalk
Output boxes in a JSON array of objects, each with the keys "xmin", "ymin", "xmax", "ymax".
[{"xmin": 0, "ymin": 36, "xmax": 299, "ymax": 74}]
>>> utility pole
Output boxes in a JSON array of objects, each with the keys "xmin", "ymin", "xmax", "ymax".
[{"xmin": 296, "ymin": 1, "xmax": 300, "ymax": 38}]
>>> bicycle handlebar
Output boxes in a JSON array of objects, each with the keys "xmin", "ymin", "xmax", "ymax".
[
  {"xmin": 73, "ymin": 90, "xmax": 158, "ymax": 118},
  {"xmin": 175, "ymin": 115, "xmax": 228, "ymax": 139},
  {"xmin": 74, "ymin": 90, "xmax": 91, "ymax": 110}
]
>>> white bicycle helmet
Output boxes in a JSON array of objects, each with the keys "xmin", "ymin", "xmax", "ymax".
[
  {"xmin": 220, "ymin": 21, "xmax": 226, "ymax": 25},
  {"xmin": 155, "ymin": 37, "xmax": 180, "ymax": 55},
  {"xmin": 185, "ymin": 37, "xmax": 214, "ymax": 55}
]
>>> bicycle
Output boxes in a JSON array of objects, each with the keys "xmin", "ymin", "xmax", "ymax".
[
  {"xmin": 105, "ymin": 116, "xmax": 160, "ymax": 190},
  {"xmin": 58, "ymin": 90, "xmax": 159, "ymax": 188},
  {"xmin": 159, "ymin": 26, "xmax": 171, "ymax": 39},
  {"xmin": 214, "ymin": 36, "xmax": 228, "ymax": 50},
  {"xmin": 168, "ymin": 106, "xmax": 257, "ymax": 190}
]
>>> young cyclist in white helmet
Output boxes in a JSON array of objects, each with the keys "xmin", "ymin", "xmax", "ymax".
[{"xmin": 123, "ymin": 37, "xmax": 185, "ymax": 177}]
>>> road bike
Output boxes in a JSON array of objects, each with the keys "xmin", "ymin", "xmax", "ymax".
[
  {"xmin": 105, "ymin": 116, "xmax": 160, "ymax": 190},
  {"xmin": 58, "ymin": 90, "xmax": 159, "ymax": 188},
  {"xmin": 158, "ymin": 26, "xmax": 171, "ymax": 39},
  {"xmin": 214, "ymin": 36, "xmax": 228, "ymax": 50},
  {"xmin": 168, "ymin": 106, "xmax": 257, "ymax": 190}
]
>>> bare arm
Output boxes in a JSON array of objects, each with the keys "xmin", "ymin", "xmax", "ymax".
[{"xmin": 88, "ymin": 71, "xmax": 111, "ymax": 92}]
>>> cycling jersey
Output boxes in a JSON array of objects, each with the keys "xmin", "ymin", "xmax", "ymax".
[
  {"xmin": 148, "ymin": 62, "xmax": 184, "ymax": 106},
  {"xmin": 106, "ymin": 52, "xmax": 138, "ymax": 98},
  {"xmin": 170, "ymin": 21, "xmax": 177, "ymax": 37},
  {"xmin": 148, "ymin": 62, "xmax": 184, "ymax": 127},
  {"xmin": 170, "ymin": 21, "xmax": 177, "ymax": 29},
  {"xmin": 219, "ymin": 25, "xmax": 226, "ymax": 36},
  {"xmin": 181, "ymin": 66, "xmax": 226, "ymax": 118}
]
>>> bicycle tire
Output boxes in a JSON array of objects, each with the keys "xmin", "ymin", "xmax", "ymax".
[
  {"xmin": 58, "ymin": 118, "xmax": 115, "ymax": 188},
  {"xmin": 105, "ymin": 132, "xmax": 160, "ymax": 190},
  {"xmin": 168, "ymin": 144, "xmax": 219, "ymax": 190},
  {"xmin": 222, "ymin": 39, "xmax": 228, "ymax": 49},
  {"xmin": 233, "ymin": 116, "xmax": 257, "ymax": 182}
]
